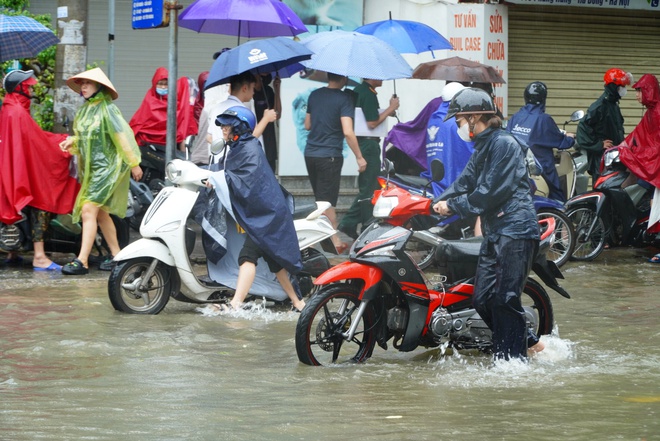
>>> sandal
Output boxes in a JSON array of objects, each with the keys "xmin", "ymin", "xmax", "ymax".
[
  {"xmin": 649, "ymin": 253, "xmax": 660, "ymax": 264},
  {"xmin": 99, "ymin": 255, "xmax": 115, "ymax": 271},
  {"xmin": 61, "ymin": 258, "xmax": 89, "ymax": 275}
]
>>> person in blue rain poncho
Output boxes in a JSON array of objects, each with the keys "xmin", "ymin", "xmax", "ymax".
[
  {"xmin": 205, "ymin": 106, "xmax": 305, "ymax": 312},
  {"xmin": 507, "ymin": 81, "xmax": 575, "ymax": 202},
  {"xmin": 420, "ymin": 82, "xmax": 474, "ymax": 196}
]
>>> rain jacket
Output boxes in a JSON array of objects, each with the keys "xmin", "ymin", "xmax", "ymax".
[
  {"xmin": 129, "ymin": 67, "xmax": 196, "ymax": 146},
  {"xmin": 69, "ymin": 89, "xmax": 141, "ymax": 222},
  {"xmin": 618, "ymin": 74, "xmax": 660, "ymax": 188},
  {"xmin": 437, "ymin": 128, "xmax": 539, "ymax": 241},
  {"xmin": 507, "ymin": 102, "xmax": 575, "ymax": 201},
  {"xmin": 618, "ymin": 73, "xmax": 660, "ymax": 234},
  {"xmin": 224, "ymin": 131, "xmax": 302, "ymax": 275},
  {"xmin": 576, "ymin": 83, "xmax": 625, "ymax": 177},
  {"xmin": 382, "ymin": 96, "xmax": 443, "ymax": 169},
  {"xmin": 0, "ymin": 92, "xmax": 79, "ymax": 223},
  {"xmin": 420, "ymin": 99, "xmax": 474, "ymax": 196}
]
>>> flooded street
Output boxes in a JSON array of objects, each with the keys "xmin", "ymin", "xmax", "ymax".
[{"xmin": 1, "ymin": 246, "xmax": 659, "ymax": 440}]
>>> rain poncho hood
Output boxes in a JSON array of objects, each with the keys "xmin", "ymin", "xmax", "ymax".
[
  {"xmin": 0, "ymin": 92, "xmax": 79, "ymax": 223},
  {"xmin": 69, "ymin": 89, "xmax": 141, "ymax": 221},
  {"xmin": 420, "ymin": 100, "xmax": 474, "ymax": 196},
  {"xmin": 437, "ymin": 128, "xmax": 539, "ymax": 241},
  {"xmin": 129, "ymin": 67, "xmax": 195, "ymax": 146},
  {"xmin": 383, "ymin": 96, "xmax": 443, "ymax": 169},
  {"xmin": 224, "ymin": 132, "xmax": 302, "ymax": 275},
  {"xmin": 618, "ymin": 74, "xmax": 660, "ymax": 188}
]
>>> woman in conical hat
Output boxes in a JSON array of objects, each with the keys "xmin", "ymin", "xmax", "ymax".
[{"xmin": 59, "ymin": 67, "xmax": 143, "ymax": 275}]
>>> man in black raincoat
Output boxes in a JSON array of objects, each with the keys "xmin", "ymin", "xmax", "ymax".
[
  {"xmin": 433, "ymin": 88, "xmax": 542, "ymax": 361},
  {"xmin": 577, "ymin": 68, "xmax": 632, "ymax": 182},
  {"xmin": 207, "ymin": 106, "xmax": 305, "ymax": 312}
]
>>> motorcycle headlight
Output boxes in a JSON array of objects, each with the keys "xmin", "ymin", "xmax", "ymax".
[
  {"xmin": 373, "ymin": 196, "xmax": 399, "ymax": 218},
  {"xmin": 165, "ymin": 161, "xmax": 182, "ymax": 184},
  {"xmin": 604, "ymin": 148, "xmax": 620, "ymax": 168}
]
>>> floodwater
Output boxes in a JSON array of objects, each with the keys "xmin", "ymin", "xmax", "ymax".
[{"xmin": 1, "ymin": 246, "xmax": 659, "ymax": 441}]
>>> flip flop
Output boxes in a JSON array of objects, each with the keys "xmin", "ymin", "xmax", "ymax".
[
  {"xmin": 648, "ymin": 253, "xmax": 660, "ymax": 264},
  {"xmin": 33, "ymin": 262, "xmax": 63, "ymax": 272},
  {"xmin": 4, "ymin": 255, "xmax": 24, "ymax": 265}
]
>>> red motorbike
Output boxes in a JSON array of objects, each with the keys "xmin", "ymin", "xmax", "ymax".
[{"xmin": 295, "ymin": 175, "xmax": 570, "ymax": 366}]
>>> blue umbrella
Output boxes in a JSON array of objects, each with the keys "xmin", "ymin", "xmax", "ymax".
[
  {"xmin": 354, "ymin": 16, "xmax": 452, "ymax": 59},
  {"xmin": 300, "ymin": 30, "xmax": 412, "ymax": 81},
  {"xmin": 0, "ymin": 14, "xmax": 59, "ymax": 62},
  {"xmin": 205, "ymin": 37, "xmax": 313, "ymax": 89}
]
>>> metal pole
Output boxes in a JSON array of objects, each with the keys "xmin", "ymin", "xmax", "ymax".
[
  {"xmin": 108, "ymin": 0, "xmax": 115, "ymax": 82},
  {"xmin": 165, "ymin": 1, "xmax": 182, "ymax": 169}
]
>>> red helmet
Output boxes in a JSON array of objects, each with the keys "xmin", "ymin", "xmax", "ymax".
[{"xmin": 604, "ymin": 68, "xmax": 633, "ymax": 86}]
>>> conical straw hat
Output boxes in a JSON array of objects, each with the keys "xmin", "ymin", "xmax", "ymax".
[{"xmin": 66, "ymin": 67, "xmax": 118, "ymax": 100}]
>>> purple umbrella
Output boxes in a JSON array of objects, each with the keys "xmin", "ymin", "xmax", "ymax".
[{"xmin": 179, "ymin": 0, "xmax": 308, "ymax": 41}]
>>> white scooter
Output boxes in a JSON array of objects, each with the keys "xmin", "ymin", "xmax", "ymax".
[{"xmin": 108, "ymin": 159, "xmax": 337, "ymax": 314}]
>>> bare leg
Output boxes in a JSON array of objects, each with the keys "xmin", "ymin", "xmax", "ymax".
[
  {"xmin": 76, "ymin": 203, "xmax": 101, "ymax": 268},
  {"xmin": 32, "ymin": 241, "xmax": 56, "ymax": 268},
  {"xmin": 97, "ymin": 210, "xmax": 120, "ymax": 256},
  {"xmin": 474, "ymin": 216, "xmax": 482, "ymax": 237},
  {"xmin": 275, "ymin": 269, "xmax": 305, "ymax": 311},
  {"xmin": 324, "ymin": 206, "xmax": 346, "ymax": 249},
  {"xmin": 227, "ymin": 261, "xmax": 257, "ymax": 310}
]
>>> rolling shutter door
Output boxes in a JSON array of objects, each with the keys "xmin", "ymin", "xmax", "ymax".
[{"xmin": 508, "ymin": 6, "xmax": 660, "ymax": 134}]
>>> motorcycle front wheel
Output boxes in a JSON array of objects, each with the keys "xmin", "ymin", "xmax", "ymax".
[
  {"xmin": 567, "ymin": 205, "xmax": 606, "ymax": 261},
  {"xmin": 536, "ymin": 208, "xmax": 575, "ymax": 268},
  {"xmin": 108, "ymin": 258, "xmax": 174, "ymax": 314},
  {"xmin": 295, "ymin": 284, "xmax": 377, "ymax": 366}
]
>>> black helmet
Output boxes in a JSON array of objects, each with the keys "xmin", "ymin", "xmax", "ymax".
[
  {"xmin": 444, "ymin": 87, "xmax": 495, "ymax": 122},
  {"xmin": 215, "ymin": 106, "xmax": 256, "ymax": 135},
  {"xmin": 524, "ymin": 81, "xmax": 547, "ymax": 105},
  {"xmin": 3, "ymin": 69, "xmax": 36, "ymax": 94}
]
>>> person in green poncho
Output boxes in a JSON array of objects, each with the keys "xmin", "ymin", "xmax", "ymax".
[{"xmin": 59, "ymin": 68, "xmax": 143, "ymax": 275}]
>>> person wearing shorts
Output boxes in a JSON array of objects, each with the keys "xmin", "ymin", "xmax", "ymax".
[{"xmin": 304, "ymin": 72, "xmax": 366, "ymax": 252}]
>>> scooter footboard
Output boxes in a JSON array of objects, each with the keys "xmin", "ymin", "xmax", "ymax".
[{"xmin": 114, "ymin": 238, "xmax": 175, "ymax": 266}]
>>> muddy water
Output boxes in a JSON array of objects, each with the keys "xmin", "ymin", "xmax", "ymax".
[{"xmin": 1, "ymin": 246, "xmax": 659, "ymax": 440}]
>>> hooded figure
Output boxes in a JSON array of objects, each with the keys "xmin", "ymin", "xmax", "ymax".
[
  {"xmin": 507, "ymin": 81, "xmax": 575, "ymax": 202},
  {"xmin": 0, "ymin": 70, "xmax": 79, "ymax": 224},
  {"xmin": 618, "ymin": 73, "xmax": 660, "ymax": 234},
  {"xmin": 420, "ymin": 82, "xmax": 473, "ymax": 196},
  {"xmin": 129, "ymin": 67, "xmax": 195, "ymax": 146}
]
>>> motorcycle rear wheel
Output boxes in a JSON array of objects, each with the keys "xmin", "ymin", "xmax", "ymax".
[
  {"xmin": 405, "ymin": 235, "xmax": 436, "ymax": 270},
  {"xmin": 567, "ymin": 205, "xmax": 606, "ymax": 261},
  {"xmin": 295, "ymin": 284, "xmax": 377, "ymax": 366},
  {"xmin": 536, "ymin": 208, "xmax": 575, "ymax": 268},
  {"xmin": 108, "ymin": 258, "xmax": 174, "ymax": 314}
]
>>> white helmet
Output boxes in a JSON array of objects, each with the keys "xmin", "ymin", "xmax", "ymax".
[{"xmin": 441, "ymin": 82, "xmax": 466, "ymax": 102}]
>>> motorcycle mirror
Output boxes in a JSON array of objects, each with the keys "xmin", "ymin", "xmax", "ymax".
[
  {"xmin": 570, "ymin": 110, "xmax": 584, "ymax": 122},
  {"xmin": 383, "ymin": 158, "xmax": 396, "ymax": 177},
  {"xmin": 430, "ymin": 159, "xmax": 445, "ymax": 182},
  {"xmin": 209, "ymin": 140, "xmax": 225, "ymax": 156}
]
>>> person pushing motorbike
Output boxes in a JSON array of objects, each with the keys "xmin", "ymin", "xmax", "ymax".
[{"xmin": 432, "ymin": 88, "xmax": 543, "ymax": 360}]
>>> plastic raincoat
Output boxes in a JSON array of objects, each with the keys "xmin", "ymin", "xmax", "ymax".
[
  {"xmin": 69, "ymin": 89, "xmax": 141, "ymax": 222},
  {"xmin": 129, "ymin": 67, "xmax": 195, "ymax": 146},
  {"xmin": 0, "ymin": 92, "xmax": 79, "ymax": 223},
  {"xmin": 618, "ymin": 73, "xmax": 660, "ymax": 233}
]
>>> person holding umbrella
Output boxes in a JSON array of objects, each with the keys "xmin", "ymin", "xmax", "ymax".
[
  {"xmin": 338, "ymin": 78, "xmax": 399, "ymax": 239},
  {"xmin": 304, "ymin": 73, "xmax": 367, "ymax": 252}
]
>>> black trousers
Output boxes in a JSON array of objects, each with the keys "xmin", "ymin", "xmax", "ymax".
[{"xmin": 473, "ymin": 235, "xmax": 538, "ymax": 360}]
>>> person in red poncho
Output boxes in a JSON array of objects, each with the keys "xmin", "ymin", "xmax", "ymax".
[
  {"xmin": 129, "ymin": 67, "xmax": 196, "ymax": 151},
  {"xmin": 0, "ymin": 70, "xmax": 80, "ymax": 270},
  {"xmin": 617, "ymin": 73, "xmax": 660, "ymax": 262}
]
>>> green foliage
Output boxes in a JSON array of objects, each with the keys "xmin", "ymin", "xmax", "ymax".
[{"xmin": 1, "ymin": 0, "xmax": 57, "ymax": 130}]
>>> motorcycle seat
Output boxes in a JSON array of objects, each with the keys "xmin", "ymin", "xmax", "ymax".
[
  {"xmin": 435, "ymin": 237, "xmax": 483, "ymax": 261},
  {"xmin": 393, "ymin": 173, "xmax": 430, "ymax": 188}
]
